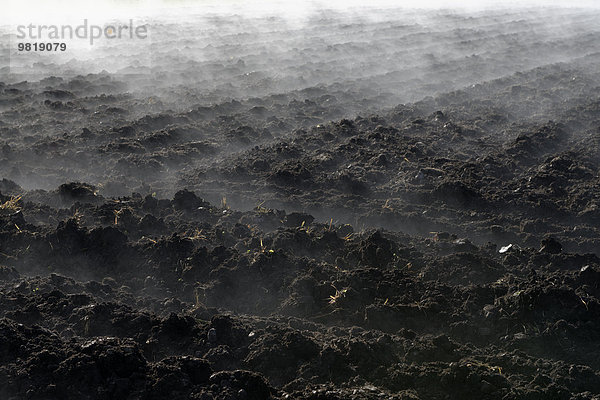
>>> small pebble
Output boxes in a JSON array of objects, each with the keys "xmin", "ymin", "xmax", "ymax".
[{"xmin": 207, "ymin": 328, "xmax": 217, "ymax": 343}]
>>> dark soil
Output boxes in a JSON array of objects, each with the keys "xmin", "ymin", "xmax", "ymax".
[{"xmin": 2, "ymin": 5, "xmax": 600, "ymax": 400}]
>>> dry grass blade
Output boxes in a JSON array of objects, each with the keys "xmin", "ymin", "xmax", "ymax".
[
  {"xmin": 0, "ymin": 195, "xmax": 22, "ymax": 213},
  {"xmin": 328, "ymin": 286, "xmax": 348, "ymax": 304}
]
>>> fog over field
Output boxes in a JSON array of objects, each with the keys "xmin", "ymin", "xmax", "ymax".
[{"xmin": 2, "ymin": 1, "xmax": 600, "ymax": 399}]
